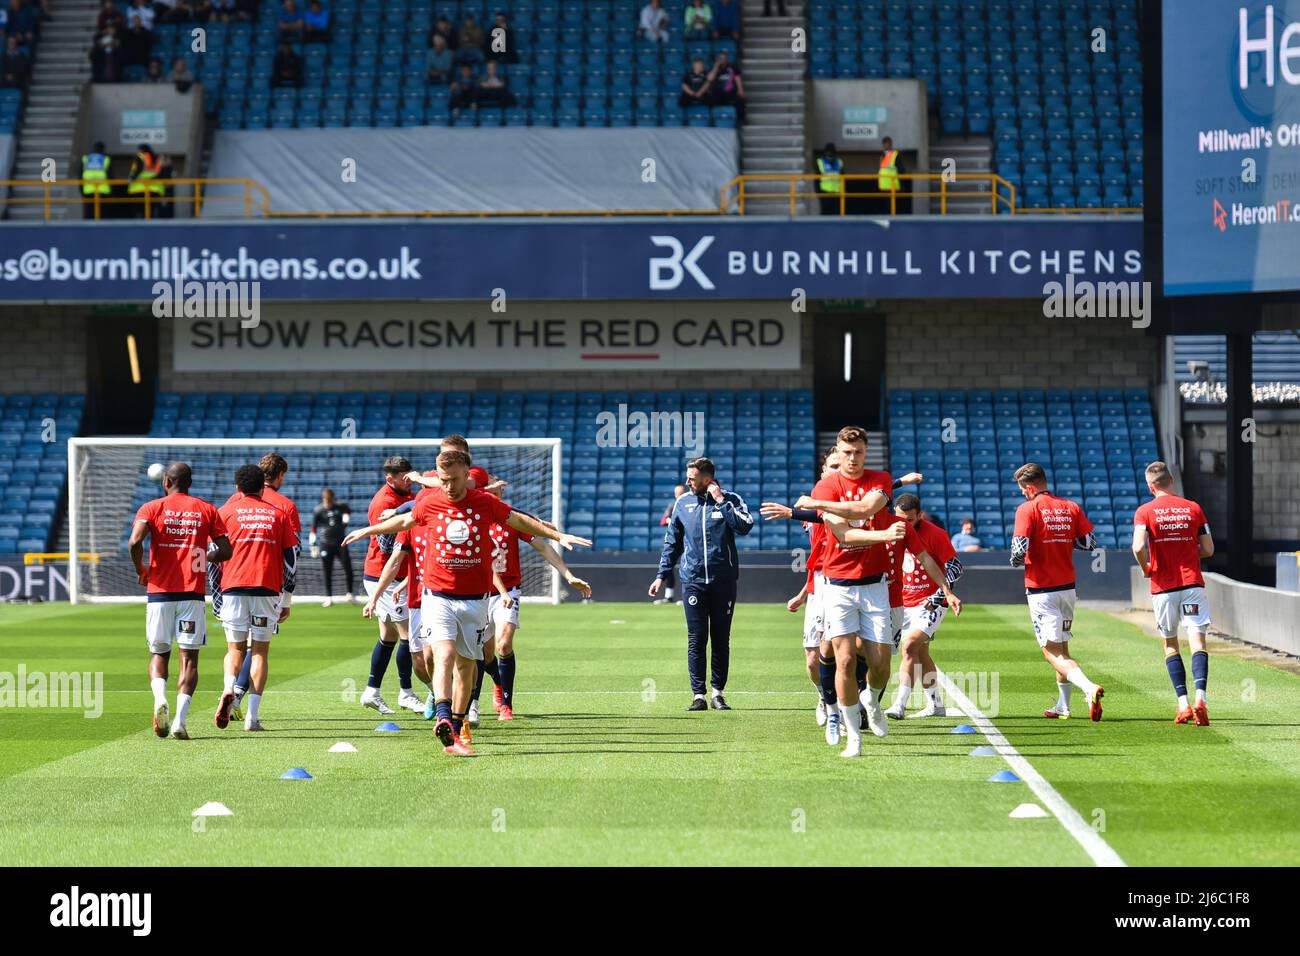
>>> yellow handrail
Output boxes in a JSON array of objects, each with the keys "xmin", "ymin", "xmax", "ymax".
[{"xmin": 0, "ymin": 178, "xmax": 271, "ymax": 219}]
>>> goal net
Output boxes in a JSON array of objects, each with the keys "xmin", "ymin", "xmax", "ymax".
[{"xmin": 67, "ymin": 437, "xmax": 563, "ymax": 604}]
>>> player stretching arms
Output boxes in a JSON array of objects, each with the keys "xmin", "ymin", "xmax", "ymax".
[
  {"xmin": 128, "ymin": 463, "xmax": 232, "ymax": 739},
  {"xmin": 343, "ymin": 450, "xmax": 590, "ymax": 756},
  {"xmin": 226, "ymin": 453, "xmax": 299, "ymax": 722},
  {"xmin": 1010, "ymin": 462, "xmax": 1105, "ymax": 721},
  {"xmin": 473, "ymin": 465, "xmax": 592, "ymax": 723},
  {"xmin": 1132, "ymin": 461, "xmax": 1215, "ymax": 725},
  {"xmin": 212, "ymin": 465, "xmax": 298, "ymax": 732},
  {"xmin": 884, "ymin": 494, "xmax": 964, "ymax": 719},
  {"xmin": 359, "ymin": 455, "xmax": 422, "ymax": 716}
]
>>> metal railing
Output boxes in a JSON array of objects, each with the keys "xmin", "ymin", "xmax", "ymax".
[{"xmin": 0, "ymin": 178, "xmax": 271, "ymax": 219}]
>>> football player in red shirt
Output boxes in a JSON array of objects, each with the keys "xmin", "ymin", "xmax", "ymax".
[
  {"xmin": 884, "ymin": 494, "xmax": 964, "ymax": 720},
  {"xmin": 1132, "ymin": 461, "xmax": 1215, "ymax": 725},
  {"xmin": 224, "ymin": 452, "xmax": 300, "ymax": 722},
  {"xmin": 474, "ymin": 464, "xmax": 592, "ymax": 723},
  {"xmin": 791, "ymin": 426, "xmax": 907, "ymax": 756},
  {"xmin": 211, "ymin": 464, "xmax": 299, "ymax": 732},
  {"xmin": 343, "ymin": 450, "xmax": 590, "ymax": 756},
  {"xmin": 128, "ymin": 462, "xmax": 232, "ymax": 740},
  {"xmin": 1010, "ymin": 462, "xmax": 1106, "ymax": 721}
]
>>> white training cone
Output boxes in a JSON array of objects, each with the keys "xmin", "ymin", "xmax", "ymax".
[
  {"xmin": 192, "ymin": 801, "xmax": 233, "ymax": 817},
  {"xmin": 1009, "ymin": 803, "xmax": 1049, "ymax": 819},
  {"xmin": 328, "ymin": 742, "xmax": 358, "ymax": 753}
]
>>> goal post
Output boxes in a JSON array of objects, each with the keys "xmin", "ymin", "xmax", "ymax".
[{"xmin": 67, "ymin": 437, "xmax": 564, "ymax": 605}]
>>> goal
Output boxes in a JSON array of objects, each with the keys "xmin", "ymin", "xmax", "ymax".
[{"xmin": 67, "ymin": 437, "xmax": 563, "ymax": 605}]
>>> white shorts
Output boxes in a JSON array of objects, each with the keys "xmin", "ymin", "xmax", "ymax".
[
  {"xmin": 1152, "ymin": 586, "xmax": 1211, "ymax": 637},
  {"xmin": 364, "ymin": 577, "xmax": 409, "ymax": 624},
  {"xmin": 145, "ymin": 599, "xmax": 207, "ymax": 654},
  {"xmin": 490, "ymin": 587, "xmax": 522, "ymax": 630},
  {"xmin": 890, "ymin": 605, "xmax": 904, "ymax": 652},
  {"xmin": 420, "ymin": 591, "xmax": 489, "ymax": 661},
  {"xmin": 219, "ymin": 593, "xmax": 279, "ymax": 643},
  {"xmin": 903, "ymin": 602, "xmax": 948, "ymax": 642},
  {"xmin": 408, "ymin": 606, "xmax": 424, "ymax": 652},
  {"xmin": 1027, "ymin": 588, "xmax": 1077, "ymax": 647},
  {"xmin": 821, "ymin": 579, "xmax": 890, "ymax": 645},
  {"xmin": 802, "ymin": 587, "xmax": 825, "ymax": 648}
]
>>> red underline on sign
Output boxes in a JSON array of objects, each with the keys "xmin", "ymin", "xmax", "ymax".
[{"xmin": 580, "ymin": 353, "xmax": 661, "ymax": 360}]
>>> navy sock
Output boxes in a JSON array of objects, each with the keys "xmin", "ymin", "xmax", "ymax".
[
  {"xmin": 234, "ymin": 647, "xmax": 253, "ymax": 696},
  {"xmin": 1191, "ymin": 651, "xmax": 1209, "ymax": 694},
  {"xmin": 855, "ymin": 655, "xmax": 868, "ymax": 692},
  {"xmin": 484, "ymin": 657, "xmax": 501, "ymax": 684},
  {"xmin": 1165, "ymin": 653, "xmax": 1188, "ymax": 698},
  {"xmin": 818, "ymin": 654, "xmax": 837, "ymax": 706},
  {"xmin": 472, "ymin": 659, "xmax": 486, "ymax": 702},
  {"xmin": 435, "ymin": 698, "xmax": 452, "ymax": 722},
  {"xmin": 395, "ymin": 639, "xmax": 412, "ymax": 691},
  {"xmin": 367, "ymin": 640, "xmax": 396, "ymax": 690},
  {"xmin": 498, "ymin": 651, "xmax": 516, "ymax": 707},
  {"xmin": 451, "ymin": 713, "xmax": 464, "ymax": 734}
]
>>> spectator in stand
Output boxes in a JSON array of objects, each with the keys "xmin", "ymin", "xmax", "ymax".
[
  {"xmin": 950, "ymin": 518, "xmax": 983, "ymax": 552},
  {"xmin": 1, "ymin": 34, "xmax": 30, "ymax": 89},
  {"xmin": 5, "ymin": 0, "xmax": 37, "ymax": 46},
  {"xmin": 475, "ymin": 58, "xmax": 513, "ymax": 107},
  {"xmin": 211, "ymin": 0, "xmax": 236, "ymax": 22},
  {"xmin": 707, "ymin": 49, "xmax": 744, "ymax": 120},
  {"xmin": 97, "ymin": 0, "xmax": 126, "ymax": 34},
  {"xmin": 271, "ymin": 39, "xmax": 302, "ymax": 87},
  {"xmin": 303, "ymin": 0, "xmax": 328, "ymax": 41},
  {"xmin": 126, "ymin": 0, "xmax": 154, "ymax": 30},
  {"xmin": 638, "ymin": 0, "xmax": 668, "ymax": 41},
  {"xmin": 90, "ymin": 24, "xmax": 122, "ymax": 82},
  {"xmin": 235, "ymin": 0, "xmax": 257, "ymax": 21},
  {"xmin": 449, "ymin": 61, "xmax": 477, "ymax": 116},
  {"xmin": 683, "ymin": 0, "xmax": 711, "ymax": 39},
  {"xmin": 191, "ymin": 0, "xmax": 212, "ymax": 22},
  {"xmin": 276, "ymin": 0, "xmax": 303, "ymax": 38},
  {"xmin": 763, "ymin": 0, "xmax": 787, "ymax": 15},
  {"xmin": 160, "ymin": 0, "xmax": 193, "ymax": 24},
  {"xmin": 678, "ymin": 55, "xmax": 711, "ymax": 108},
  {"xmin": 712, "ymin": 0, "xmax": 739, "ymax": 38},
  {"xmin": 425, "ymin": 31, "xmax": 453, "ymax": 83},
  {"xmin": 146, "ymin": 55, "xmax": 164, "ymax": 80},
  {"xmin": 431, "ymin": 15, "xmax": 457, "ymax": 54},
  {"xmin": 168, "ymin": 53, "xmax": 192, "ymax": 89},
  {"xmin": 486, "ymin": 10, "xmax": 517, "ymax": 64},
  {"xmin": 121, "ymin": 16, "xmax": 152, "ymax": 67},
  {"xmin": 456, "ymin": 13, "xmax": 485, "ymax": 63}
]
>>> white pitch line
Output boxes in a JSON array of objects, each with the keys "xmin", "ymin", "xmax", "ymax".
[{"xmin": 936, "ymin": 669, "xmax": 1126, "ymax": 868}]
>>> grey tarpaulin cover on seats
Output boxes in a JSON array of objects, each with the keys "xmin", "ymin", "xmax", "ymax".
[{"xmin": 202, "ymin": 126, "xmax": 738, "ymax": 215}]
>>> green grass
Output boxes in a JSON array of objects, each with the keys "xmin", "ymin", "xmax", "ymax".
[{"xmin": 0, "ymin": 600, "xmax": 1298, "ymax": 866}]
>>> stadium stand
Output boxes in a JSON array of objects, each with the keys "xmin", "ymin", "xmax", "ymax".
[
  {"xmin": 0, "ymin": 393, "xmax": 83, "ymax": 555},
  {"xmin": 132, "ymin": 388, "xmax": 816, "ymax": 551},
  {"xmin": 0, "ymin": 0, "xmax": 38, "ymax": 135},
  {"xmin": 808, "ymin": 0, "xmax": 1143, "ymax": 211},
  {"xmin": 887, "ymin": 387, "xmax": 1159, "ymax": 550},
  {"xmin": 124, "ymin": 0, "xmax": 740, "ymax": 130}
]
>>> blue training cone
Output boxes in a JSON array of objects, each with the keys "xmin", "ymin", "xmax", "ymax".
[
  {"xmin": 988, "ymin": 769, "xmax": 1021, "ymax": 783},
  {"xmin": 374, "ymin": 722, "xmax": 401, "ymax": 732},
  {"xmin": 951, "ymin": 723, "xmax": 977, "ymax": 734},
  {"xmin": 969, "ymin": 745, "xmax": 998, "ymax": 757},
  {"xmin": 280, "ymin": 768, "xmax": 313, "ymax": 780}
]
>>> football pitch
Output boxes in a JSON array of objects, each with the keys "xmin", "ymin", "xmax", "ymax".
[{"xmin": 1, "ymin": 601, "xmax": 1298, "ymax": 867}]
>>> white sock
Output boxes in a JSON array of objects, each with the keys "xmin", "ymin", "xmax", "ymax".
[
  {"xmin": 925, "ymin": 683, "xmax": 943, "ymax": 706},
  {"xmin": 150, "ymin": 677, "xmax": 167, "ymax": 708},
  {"xmin": 1065, "ymin": 667, "xmax": 1098, "ymax": 699},
  {"xmin": 665, "ymin": 587, "xmax": 675, "ymax": 599},
  {"xmin": 174, "ymin": 693, "xmax": 192, "ymax": 726},
  {"xmin": 1178, "ymin": 693, "xmax": 1190, "ymax": 709},
  {"xmin": 694, "ymin": 693, "xmax": 706, "ymax": 702},
  {"xmin": 1056, "ymin": 680, "xmax": 1072, "ymax": 712},
  {"xmin": 711, "ymin": 687, "xmax": 724, "ymax": 699},
  {"xmin": 839, "ymin": 701, "xmax": 862, "ymax": 737},
  {"xmin": 246, "ymin": 693, "xmax": 261, "ymax": 722},
  {"xmin": 892, "ymin": 681, "xmax": 912, "ymax": 708},
  {"xmin": 1196, "ymin": 688, "xmax": 1207, "ymax": 704},
  {"xmin": 223, "ymin": 672, "xmax": 235, "ymax": 694}
]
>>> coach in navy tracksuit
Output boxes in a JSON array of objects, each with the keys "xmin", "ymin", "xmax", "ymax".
[{"xmin": 650, "ymin": 456, "xmax": 754, "ymax": 711}]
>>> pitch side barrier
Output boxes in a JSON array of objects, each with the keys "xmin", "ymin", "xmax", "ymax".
[
  {"xmin": 0, "ymin": 217, "xmax": 1143, "ymax": 303},
  {"xmin": 1130, "ymin": 567, "xmax": 1300, "ymax": 657}
]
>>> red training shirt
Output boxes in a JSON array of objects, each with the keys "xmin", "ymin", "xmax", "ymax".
[
  {"xmin": 488, "ymin": 520, "xmax": 534, "ymax": 591},
  {"xmin": 134, "ymin": 492, "xmax": 226, "ymax": 596},
  {"xmin": 810, "ymin": 469, "xmax": 894, "ymax": 580},
  {"xmin": 881, "ymin": 513, "xmax": 926, "ymax": 607},
  {"xmin": 1012, "ymin": 491, "xmax": 1092, "ymax": 591},
  {"xmin": 1133, "ymin": 495, "xmax": 1208, "ymax": 594},
  {"xmin": 412, "ymin": 487, "xmax": 513, "ymax": 595},
  {"xmin": 365, "ymin": 480, "xmax": 414, "ymax": 579},
  {"xmin": 901, "ymin": 518, "xmax": 956, "ymax": 607},
  {"xmin": 217, "ymin": 492, "xmax": 298, "ymax": 592}
]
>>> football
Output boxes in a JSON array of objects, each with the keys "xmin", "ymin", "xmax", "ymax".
[{"xmin": 146, "ymin": 463, "xmax": 165, "ymax": 483}]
